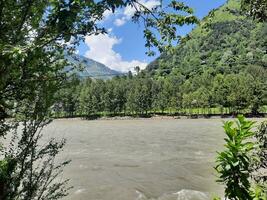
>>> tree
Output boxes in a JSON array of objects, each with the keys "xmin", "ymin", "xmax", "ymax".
[
  {"xmin": 55, "ymin": 75, "xmax": 81, "ymax": 117},
  {"xmin": 0, "ymin": 83, "xmax": 71, "ymax": 199},
  {"xmin": 127, "ymin": 71, "xmax": 133, "ymax": 79},
  {"xmin": 182, "ymin": 92, "xmax": 195, "ymax": 114},
  {"xmin": 104, "ymin": 82, "xmax": 116, "ymax": 114},
  {"xmin": 212, "ymin": 74, "xmax": 230, "ymax": 114},
  {"xmin": 253, "ymin": 121, "xmax": 267, "ymax": 186},
  {"xmin": 134, "ymin": 66, "xmax": 140, "ymax": 75},
  {"xmin": 241, "ymin": 0, "xmax": 267, "ymax": 21},
  {"xmin": 224, "ymin": 74, "xmax": 253, "ymax": 114},
  {"xmin": 0, "ymin": 0, "xmax": 198, "ymax": 199},
  {"xmin": 112, "ymin": 79, "xmax": 127, "ymax": 114},
  {"xmin": 246, "ymin": 65, "xmax": 267, "ymax": 115},
  {"xmin": 0, "ymin": 119, "xmax": 71, "ymax": 200},
  {"xmin": 0, "ymin": 0, "xmax": 198, "ymax": 122},
  {"xmin": 153, "ymin": 79, "xmax": 168, "ymax": 114},
  {"xmin": 193, "ymin": 87, "xmax": 211, "ymax": 114},
  {"xmin": 138, "ymin": 79, "xmax": 153, "ymax": 115},
  {"xmin": 126, "ymin": 88, "xmax": 136, "ymax": 115},
  {"xmin": 79, "ymin": 82, "xmax": 95, "ymax": 116}
]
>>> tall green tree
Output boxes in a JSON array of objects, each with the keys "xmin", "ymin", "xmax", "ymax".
[
  {"xmin": 151, "ymin": 79, "xmax": 166, "ymax": 113},
  {"xmin": 0, "ymin": 0, "xmax": 198, "ymax": 199}
]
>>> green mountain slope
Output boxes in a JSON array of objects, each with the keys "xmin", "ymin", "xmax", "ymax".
[
  {"xmin": 147, "ymin": 0, "xmax": 267, "ymax": 77},
  {"xmin": 66, "ymin": 55, "xmax": 122, "ymax": 80}
]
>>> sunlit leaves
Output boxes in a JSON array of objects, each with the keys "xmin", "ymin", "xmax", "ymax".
[
  {"xmin": 130, "ymin": 0, "xmax": 198, "ymax": 55},
  {"xmin": 215, "ymin": 116, "xmax": 256, "ymax": 199}
]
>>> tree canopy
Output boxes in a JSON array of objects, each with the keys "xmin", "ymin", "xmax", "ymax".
[
  {"xmin": 241, "ymin": 0, "xmax": 267, "ymax": 21},
  {"xmin": 0, "ymin": 0, "xmax": 198, "ymax": 199}
]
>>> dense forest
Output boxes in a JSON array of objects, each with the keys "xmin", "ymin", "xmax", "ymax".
[{"xmin": 54, "ymin": 0, "xmax": 267, "ymax": 118}]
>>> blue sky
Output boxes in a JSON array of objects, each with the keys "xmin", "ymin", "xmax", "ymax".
[{"xmin": 78, "ymin": 0, "xmax": 226, "ymax": 72}]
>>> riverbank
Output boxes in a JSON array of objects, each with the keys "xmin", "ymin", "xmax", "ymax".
[{"xmin": 53, "ymin": 113, "xmax": 267, "ymax": 121}]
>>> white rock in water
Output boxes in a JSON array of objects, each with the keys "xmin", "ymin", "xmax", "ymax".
[
  {"xmin": 174, "ymin": 189, "xmax": 209, "ymax": 200},
  {"xmin": 136, "ymin": 190, "xmax": 149, "ymax": 200},
  {"xmin": 136, "ymin": 189, "xmax": 209, "ymax": 200},
  {"xmin": 74, "ymin": 188, "xmax": 86, "ymax": 194}
]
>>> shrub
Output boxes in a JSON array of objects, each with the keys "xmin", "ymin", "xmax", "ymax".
[{"xmin": 214, "ymin": 116, "xmax": 266, "ymax": 200}]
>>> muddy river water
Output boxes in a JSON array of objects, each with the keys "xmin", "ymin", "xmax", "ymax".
[{"xmin": 41, "ymin": 118, "xmax": 255, "ymax": 200}]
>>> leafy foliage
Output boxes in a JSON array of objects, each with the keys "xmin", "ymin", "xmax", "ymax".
[
  {"xmin": 147, "ymin": 2, "xmax": 267, "ymax": 78},
  {"xmin": 214, "ymin": 116, "xmax": 267, "ymax": 200},
  {"xmin": 241, "ymin": 0, "xmax": 267, "ymax": 21},
  {"xmin": 0, "ymin": 0, "xmax": 198, "ymax": 199},
  {"xmin": 215, "ymin": 116, "xmax": 255, "ymax": 199},
  {"xmin": 253, "ymin": 121, "xmax": 267, "ymax": 187},
  {"xmin": 0, "ymin": 120, "xmax": 71, "ymax": 200}
]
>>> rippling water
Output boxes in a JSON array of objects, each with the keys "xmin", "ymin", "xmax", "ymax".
[{"xmin": 42, "ymin": 118, "xmax": 230, "ymax": 200}]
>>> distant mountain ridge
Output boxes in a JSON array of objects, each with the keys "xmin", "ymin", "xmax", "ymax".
[{"xmin": 66, "ymin": 54, "xmax": 122, "ymax": 79}]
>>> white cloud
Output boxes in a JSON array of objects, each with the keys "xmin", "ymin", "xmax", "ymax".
[
  {"xmin": 101, "ymin": 0, "xmax": 161, "ymax": 27},
  {"xmin": 84, "ymin": 1, "xmax": 161, "ymax": 71},
  {"xmin": 99, "ymin": 10, "xmax": 118, "ymax": 23},
  {"xmin": 103, "ymin": 10, "xmax": 113, "ymax": 20},
  {"xmin": 114, "ymin": 18, "xmax": 127, "ymax": 27},
  {"xmin": 85, "ymin": 33, "xmax": 147, "ymax": 72},
  {"xmin": 123, "ymin": 5, "xmax": 136, "ymax": 19},
  {"xmin": 141, "ymin": 0, "xmax": 161, "ymax": 10},
  {"xmin": 107, "ymin": 28, "xmax": 113, "ymax": 32},
  {"xmin": 114, "ymin": 0, "xmax": 161, "ymax": 27},
  {"xmin": 125, "ymin": 0, "xmax": 160, "ymax": 18}
]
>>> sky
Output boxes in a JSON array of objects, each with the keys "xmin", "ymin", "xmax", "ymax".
[{"xmin": 77, "ymin": 0, "xmax": 226, "ymax": 72}]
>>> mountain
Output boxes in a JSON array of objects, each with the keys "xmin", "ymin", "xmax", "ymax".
[
  {"xmin": 66, "ymin": 54, "xmax": 122, "ymax": 79},
  {"xmin": 146, "ymin": 0, "xmax": 267, "ymax": 77}
]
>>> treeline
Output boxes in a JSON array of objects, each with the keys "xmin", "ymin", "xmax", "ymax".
[
  {"xmin": 53, "ymin": 6, "xmax": 267, "ymax": 119},
  {"xmin": 53, "ymin": 65, "xmax": 266, "ymax": 118}
]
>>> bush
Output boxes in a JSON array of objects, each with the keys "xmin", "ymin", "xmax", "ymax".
[{"xmin": 214, "ymin": 116, "xmax": 266, "ymax": 200}]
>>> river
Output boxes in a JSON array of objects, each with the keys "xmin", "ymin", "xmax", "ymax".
[{"xmin": 42, "ymin": 118, "xmax": 236, "ymax": 200}]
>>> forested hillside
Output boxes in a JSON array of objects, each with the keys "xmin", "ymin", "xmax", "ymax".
[
  {"xmin": 54, "ymin": 0, "xmax": 267, "ymax": 118},
  {"xmin": 147, "ymin": 0, "xmax": 266, "ymax": 76}
]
